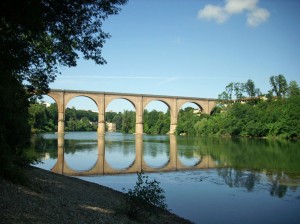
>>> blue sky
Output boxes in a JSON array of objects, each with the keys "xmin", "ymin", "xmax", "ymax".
[{"xmin": 48, "ymin": 0, "xmax": 300, "ymax": 111}]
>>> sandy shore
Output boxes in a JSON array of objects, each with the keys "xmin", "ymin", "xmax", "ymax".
[{"xmin": 0, "ymin": 167, "xmax": 192, "ymax": 224}]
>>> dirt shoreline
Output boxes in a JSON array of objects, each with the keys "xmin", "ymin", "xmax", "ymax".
[{"xmin": 0, "ymin": 167, "xmax": 192, "ymax": 224}]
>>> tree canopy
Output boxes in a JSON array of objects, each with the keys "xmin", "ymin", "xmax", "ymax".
[
  {"xmin": 0, "ymin": 0, "xmax": 127, "ymax": 94},
  {"xmin": 0, "ymin": 0, "xmax": 127, "ymax": 182}
]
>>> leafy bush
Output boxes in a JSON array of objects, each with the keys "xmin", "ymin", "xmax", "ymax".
[{"xmin": 121, "ymin": 172, "xmax": 168, "ymax": 219}]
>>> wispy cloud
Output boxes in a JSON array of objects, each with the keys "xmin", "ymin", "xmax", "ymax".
[
  {"xmin": 156, "ymin": 76, "xmax": 181, "ymax": 86},
  {"xmin": 57, "ymin": 75, "xmax": 237, "ymax": 87},
  {"xmin": 198, "ymin": 0, "xmax": 270, "ymax": 27},
  {"xmin": 61, "ymin": 75, "xmax": 165, "ymax": 80}
]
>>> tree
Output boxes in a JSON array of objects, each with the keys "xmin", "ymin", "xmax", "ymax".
[
  {"xmin": 1, "ymin": 0, "xmax": 128, "ymax": 94},
  {"xmin": 218, "ymin": 80, "xmax": 261, "ymax": 102},
  {"xmin": 122, "ymin": 110, "xmax": 135, "ymax": 134},
  {"xmin": 0, "ymin": 0, "xmax": 128, "ymax": 181},
  {"xmin": 287, "ymin": 80, "xmax": 300, "ymax": 97},
  {"xmin": 176, "ymin": 107, "xmax": 202, "ymax": 136},
  {"xmin": 244, "ymin": 79, "xmax": 261, "ymax": 98},
  {"xmin": 113, "ymin": 112, "xmax": 123, "ymax": 131},
  {"xmin": 0, "ymin": 75, "xmax": 31, "ymax": 183},
  {"xmin": 269, "ymin": 74, "xmax": 288, "ymax": 98},
  {"xmin": 233, "ymin": 82, "xmax": 245, "ymax": 99},
  {"xmin": 28, "ymin": 104, "xmax": 48, "ymax": 132}
]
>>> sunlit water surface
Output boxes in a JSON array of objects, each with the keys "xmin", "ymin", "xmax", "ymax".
[{"xmin": 32, "ymin": 132, "xmax": 300, "ymax": 224}]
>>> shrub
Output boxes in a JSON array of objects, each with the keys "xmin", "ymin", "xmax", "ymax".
[{"xmin": 121, "ymin": 172, "xmax": 168, "ymax": 219}]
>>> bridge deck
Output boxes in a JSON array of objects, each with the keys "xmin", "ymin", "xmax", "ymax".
[{"xmin": 50, "ymin": 89, "xmax": 217, "ymax": 101}]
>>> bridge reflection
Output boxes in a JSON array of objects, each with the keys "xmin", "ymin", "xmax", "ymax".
[{"xmin": 51, "ymin": 134, "xmax": 218, "ymax": 176}]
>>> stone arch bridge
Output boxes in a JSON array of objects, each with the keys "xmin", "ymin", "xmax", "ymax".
[{"xmin": 47, "ymin": 89, "xmax": 217, "ymax": 135}]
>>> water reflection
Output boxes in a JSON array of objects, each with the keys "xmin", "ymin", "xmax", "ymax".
[
  {"xmin": 217, "ymin": 168, "xmax": 260, "ymax": 191},
  {"xmin": 31, "ymin": 133, "xmax": 300, "ymax": 223},
  {"xmin": 31, "ymin": 132, "xmax": 300, "ymax": 199},
  {"xmin": 50, "ymin": 134, "xmax": 218, "ymax": 176}
]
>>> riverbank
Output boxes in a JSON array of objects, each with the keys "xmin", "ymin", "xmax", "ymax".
[{"xmin": 0, "ymin": 167, "xmax": 191, "ymax": 224}]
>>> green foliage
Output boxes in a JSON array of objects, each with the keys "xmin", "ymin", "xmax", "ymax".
[
  {"xmin": 65, "ymin": 108, "xmax": 98, "ymax": 132},
  {"xmin": 106, "ymin": 111, "xmax": 123, "ymax": 131},
  {"xmin": 28, "ymin": 103, "xmax": 98, "ymax": 132},
  {"xmin": 122, "ymin": 110, "xmax": 136, "ymax": 134},
  {"xmin": 143, "ymin": 109, "xmax": 170, "ymax": 135},
  {"xmin": 1, "ymin": 0, "xmax": 127, "ymax": 182},
  {"xmin": 192, "ymin": 75, "xmax": 300, "ymax": 140},
  {"xmin": 123, "ymin": 172, "xmax": 167, "ymax": 216},
  {"xmin": 218, "ymin": 79, "xmax": 261, "ymax": 102},
  {"xmin": 176, "ymin": 107, "xmax": 202, "ymax": 136},
  {"xmin": 1, "ymin": 0, "xmax": 128, "ymax": 94},
  {"xmin": 193, "ymin": 97, "xmax": 300, "ymax": 139},
  {"xmin": 28, "ymin": 103, "xmax": 56, "ymax": 132},
  {"xmin": 0, "ymin": 75, "xmax": 32, "ymax": 183},
  {"xmin": 105, "ymin": 109, "xmax": 170, "ymax": 134},
  {"xmin": 269, "ymin": 74, "xmax": 288, "ymax": 98},
  {"xmin": 287, "ymin": 80, "xmax": 300, "ymax": 97},
  {"xmin": 28, "ymin": 106, "xmax": 172, "ymax": 134}
]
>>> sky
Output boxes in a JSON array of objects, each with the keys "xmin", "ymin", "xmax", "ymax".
[{"xmin": 46, "ymin": 0, "xmax": 300, "ymax": 112}]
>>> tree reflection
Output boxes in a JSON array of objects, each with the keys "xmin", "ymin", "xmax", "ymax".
[
  {"xmin": 270, "ymin": 181, "xmax": 287, "ymax": 198},
  {"xmin": 31, "ymin": 133, "xmax": 300, "ymax": 198},
  {"xmin": 217, "ymin": 168, "xmax": 260, "ymax": 191},
  {"xmin": 268, "ymin": 172, "xmax": 297, "ymax": 198}
]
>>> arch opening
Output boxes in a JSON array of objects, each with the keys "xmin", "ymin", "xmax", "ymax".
[
  {"xmin": 105, "ymin": 98, "xmax": 136, "ymax": 134},
  {"xmin": 143, "ymin": 135, "xmax": 170, "ymax": 168},
  {"xmin": 65, "ymin": 96, "xmax": 99, "ymax": 132},
  {"xmin": 143, "ymin": 100, "xmax": 170, "ymax": 135},
  {"xmin": 63, "ymin": 132, "xmax": 99, "ymax": 172},
  {"xmin": 104, "ymin": 133, "xmax": 136, "ymax": 170},
  {"xmin": 62, "ymin": 96, "xmax": 99, "ymax": 171},
  {"xmin": 178, "ymin": 146, "xmax": 202, "ymax": 167},
  {"xmin": 28, "ymin": 95, "xmax": 58, "ymax": 133},
  {"xmin": 176, "ymin": 102, "xmax": 203, "ymax": 136}
]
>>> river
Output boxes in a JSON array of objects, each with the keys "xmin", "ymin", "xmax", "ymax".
[{"xmin": 32, "ymin": 132, "xmax": 300, "ymax": 224}]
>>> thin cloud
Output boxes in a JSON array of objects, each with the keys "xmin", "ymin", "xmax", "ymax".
[
  {"xmin": 59, "ymin": 75, "xmax": 241, "ymax": 85},
  {"xmin": 61, "ymin": 75, "xmax": 165, "ymax": 80},
  {"xmin": 156, "ymin": 76, "xmax": 180, "ymax": 86},
  {"xmin": 198, "ymin": 0, "xmax": 270, "ymax": 27}
]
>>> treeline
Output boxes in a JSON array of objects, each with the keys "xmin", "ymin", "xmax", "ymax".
[
  {"xmin": 105, "ymin": 110, "xmax": 170, "ymax": 134},
  {"xmin": 28, "ymin": 104, "xmax": 170, "ymax": 135},
  {"xmin": 189, "ymin": 96, "xmax": 300, "ymax": 139},
  {"xmin": 28, "ymin": 104, "xmax": 99, "ymax": 132},
  {"xmin": 29, "ymin": 74, "xmax": 300, "ymax": 139},
  {"xmin": 176, "ymin": 74, "xmax": 300, "ymax": 140}
]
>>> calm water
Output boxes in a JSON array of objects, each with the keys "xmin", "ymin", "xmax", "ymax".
[{"xmin": 32, "ymin": 132, "xmax": 300, "ymax": 224}]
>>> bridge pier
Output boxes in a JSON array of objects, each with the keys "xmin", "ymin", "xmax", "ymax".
[
  {"xmin": 97, "ymin": 122, "xmax": 106, "ymax": 136},
  {"xmin": 47, "ymin": 89, "xmax": 217, "ymax": 135},
  {"xmin": 135, "ymin": 123, "xmax": 144, "ymax": 135},
  {"xmin": 169, "ymin": 124, "xmax": 177, "ymax": 135},
  {"xmin": 57, "ymin": 115, "xmax": 65, "ymax": 134}
]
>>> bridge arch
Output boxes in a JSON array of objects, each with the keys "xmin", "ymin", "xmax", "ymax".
[
  {"xmin": 143, "ymin": 100, "xmax": 170, "ymax": 135},
  {"xmin": 46, "ymin": 89, "xmax": 217, "ymax": 135},
  {"xmin": 143, "ymin": 98, "xmax": 171, "ymax": 110},
  {"xmin": 104, "ymin": 96, "xmax": 137, "ymax": 111},
  {"xmin": 44, "ymin": 94, "xmax": 58, "ymax": 106},
  {"xmin": 177, "ymin": 100, "xmax": 204, "ymax": 113},
  {"xmin": 63, "ymin": 95, "xmax": 99, "ymax": 133},
  {"xmin": 178, "ymin": 154, "xmax": 202, "ymax": 167},
  {"xmin": 64, "ymin": 94, "xmax": 99, "ymax": 111}
]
